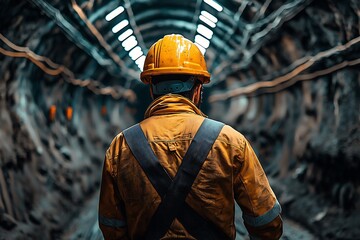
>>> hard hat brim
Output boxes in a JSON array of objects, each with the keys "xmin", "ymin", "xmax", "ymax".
[{"xmin": 141, "ymin": 67, "xmax": 210, "ymax": 84}]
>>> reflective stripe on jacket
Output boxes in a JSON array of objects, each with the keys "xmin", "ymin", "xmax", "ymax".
[{"xmin": 99, "ymin": 94, "xmax": 283, "ymax": 239}]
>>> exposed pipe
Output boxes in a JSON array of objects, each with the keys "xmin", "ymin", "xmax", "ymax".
[
  {"xmin": 0, "ymin": 33, "xmax": 135, "ymax": 101},
  {"xmin": 211, "ymin": 0, "xmax": 313, "ymax": 84}
]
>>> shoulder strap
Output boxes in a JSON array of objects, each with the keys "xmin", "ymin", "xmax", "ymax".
[
  {"xmin": 123, "ymin": 123, "xmax": 170, "ymax": 197},
  {"xmin": 123, "ymin": 119, "xmax": 227, "ymax": 240}
]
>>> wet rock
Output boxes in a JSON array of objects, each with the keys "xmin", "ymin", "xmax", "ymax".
[
  {"xmin": 60, "ymin": 147, "xmax": 72, "ymax": 161},
  {"xmin": 38, "ymin": 165, "xmax": 48, "ymax": 176},
  {"xmin": 0, "ymin": 213, "xmax": 17, "ymax": 230},
  {"xmin": 29, "ymin": 211, "xmax": 41, "ymax": 225}
]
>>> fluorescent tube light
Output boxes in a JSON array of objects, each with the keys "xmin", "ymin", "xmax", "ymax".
[
  {"xmin": 105, "ymin": 6, "xmax": 125, "ymax": 21},
  {"xmin": 122, "ymin": 35, "xmax": 137, "ymax": 51},
  {"xmin": 204, "ymin": 0, "xmax": 223, "ymax": 12},
  {"xmin": 199, "ymin": 15, "xmax": 216, "ymax": 28},
  {"xmin": 135, "ymin": 55, "xmax": 146, "ymax": 70},
  {"xmin": 197, "ymin": 24, "xmax": 213, "ymax": 39},
  {"xmin": 129, "ymin": 46, "xmax": 143, "ymax": 60},
  {"xmin": 201, "ymin": 10, "xmax": 218, "ymax": 23},
  {"xmin": 118, "ymin": 29, "xmax": 133, "ymax": 41},
  {"xmin": 195, "ymin": 34, "xmax": 210, "ymax": 48},
  {"xmin": 112, "ymin": 19, "xmax": 129, "ymax": 33}
]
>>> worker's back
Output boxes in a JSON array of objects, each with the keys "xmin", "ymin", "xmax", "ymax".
[{"xmin": 99, "ymin": 94, "xmax": 281, "ymax": 239}]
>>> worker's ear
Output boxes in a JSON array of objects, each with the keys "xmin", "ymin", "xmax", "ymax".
[{"xmin": 192, "ymin": 83, "xmax": 203, "ymax": 108}]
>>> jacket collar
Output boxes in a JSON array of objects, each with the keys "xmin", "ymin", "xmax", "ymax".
[{"xmin": 144, "ymin": 94, "xmax": 206, "ymax": 119}]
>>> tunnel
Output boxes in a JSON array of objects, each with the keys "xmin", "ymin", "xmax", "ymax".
[{"xmin": 0, "ymin": 0, "xmax": 359, "ymax": 239}]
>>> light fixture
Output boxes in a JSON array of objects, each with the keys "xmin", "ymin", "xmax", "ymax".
[
  {"xmin": 105, "ymin": 8, "xmax": 148, "ymax": 71},
  {"xmin": 197, "ymin": 24, "xmax": 213, "ymax": 39},
  {"xmin": 135, "ymin": 55, "xmax": 145, "ymax": 64},
  {"xmin": 136, "ymin": 64, "xmax": 143, "ymax": 70},
  {"xmin": 122, "ymin": 35, "xmax": 137, "ymax": 51},
  {"xmin": 193, "ymin": 2, "xmax": 222, "ymax": 55},
  {"xmin": 118, "ymin": 29, "xmax": 133, "ymax": 41},
  {"xmin": 199, "ymin": 15, "xmax": 216, "ymax": 28},
  {"xmin": 105, "ymin": 6, "xmax": 125, "ymax": 21},
  {"xmin": 129, "ymin": 46, "xmax": 143, "ymax": 60},
  {"xmin": 135, "ymin": 55, "xmax": 146, "ymax": 70},
  {"xmin": 194, "ymin": 43, "xmax": 206, "ymax": 55},
  {"xmin": 112, "ymin": 19, "xmax": 129, "ymax": 33},
  {"xmin": 201, "ymin": 10, "xmax": 218, "ymax": 23},
  {"xmin": 195, "ymin": 34, "xmax": 210, "ymax": 48},
  {"xmin": 204, "ymin": 0, "xmax": 223, "ymax": 12}
]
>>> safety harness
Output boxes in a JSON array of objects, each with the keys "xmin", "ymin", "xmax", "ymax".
[{"xmin": 123, "ymin": 118, "xmax": 229, "ymax": 240}]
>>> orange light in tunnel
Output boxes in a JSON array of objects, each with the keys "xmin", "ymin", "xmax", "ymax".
[
  {"xmin": 66, "ymin": 106, "xmax": 73, "ymax": 121},
  {"xmin": 49, "ymin": 105, "xmax": 56, "ymax": 122},
  {"xmin": 101, "ymin": 105, "xmax": 107, "ymax": 116}
]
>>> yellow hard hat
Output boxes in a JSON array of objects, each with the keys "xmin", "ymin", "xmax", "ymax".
[{"xmin": 140, "ymin": 34, "xmax": 210, "ymax": 84}]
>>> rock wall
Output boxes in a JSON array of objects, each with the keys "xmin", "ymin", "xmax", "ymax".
[
  {"xmin": 0, "ymin": 1, "xmax": 135, "ymax": 238},
  {"xmin": 207, "ymin": 1, "xmax": 360, "ymax": 238}
]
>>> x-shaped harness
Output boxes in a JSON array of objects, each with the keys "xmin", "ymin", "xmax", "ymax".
[{"xmin": 123, "ymin": 118, "xmax": 229, "ymax": 239}]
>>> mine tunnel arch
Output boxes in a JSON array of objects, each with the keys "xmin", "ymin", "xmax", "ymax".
[{"xmin": 0, "ymin": 0, "xmax": 359, "ymax": 239}]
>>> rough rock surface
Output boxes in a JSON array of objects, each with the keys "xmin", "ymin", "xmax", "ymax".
[{"xmin": 207, "ymin": 1, "xmax": 360, "ymax": 239}]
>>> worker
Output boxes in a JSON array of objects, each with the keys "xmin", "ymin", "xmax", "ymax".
[{"xmin": 98, "ymin": 34, "xmax": 283, "ymax": 240}]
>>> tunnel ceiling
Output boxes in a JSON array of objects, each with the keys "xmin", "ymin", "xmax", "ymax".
[
  {"xmin": 2, "ymin": 0, "xmax": 356, "ymax": 92},
  {"xmin": 16, "ymin": 0, "xmax": 330, "ymax": 86}
]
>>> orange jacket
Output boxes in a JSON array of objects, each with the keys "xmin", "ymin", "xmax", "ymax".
[{"xmin": 99, "ymin": 94, "xmax": 282, "ymax": 239}]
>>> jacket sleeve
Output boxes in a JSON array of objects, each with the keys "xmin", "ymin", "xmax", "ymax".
[
  {"xmin": 98, "ymin": 151, "xmax": 129, "ymax": 240},
  {"xmin": 234, "ymin": 138, "xmax": 283, "ymax": 240}
]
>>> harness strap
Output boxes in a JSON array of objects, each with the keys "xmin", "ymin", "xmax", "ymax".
[
  {"xmin": 146, "ymin": 118, "xmax": 224, "ymax": 239},
  {"xmin": 123, "ymin": 123, "xmax": 170, "ymax": 197},
  {"xmin": 123, "ymin": 118, "xmax": 227, "ymax": 240}
]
